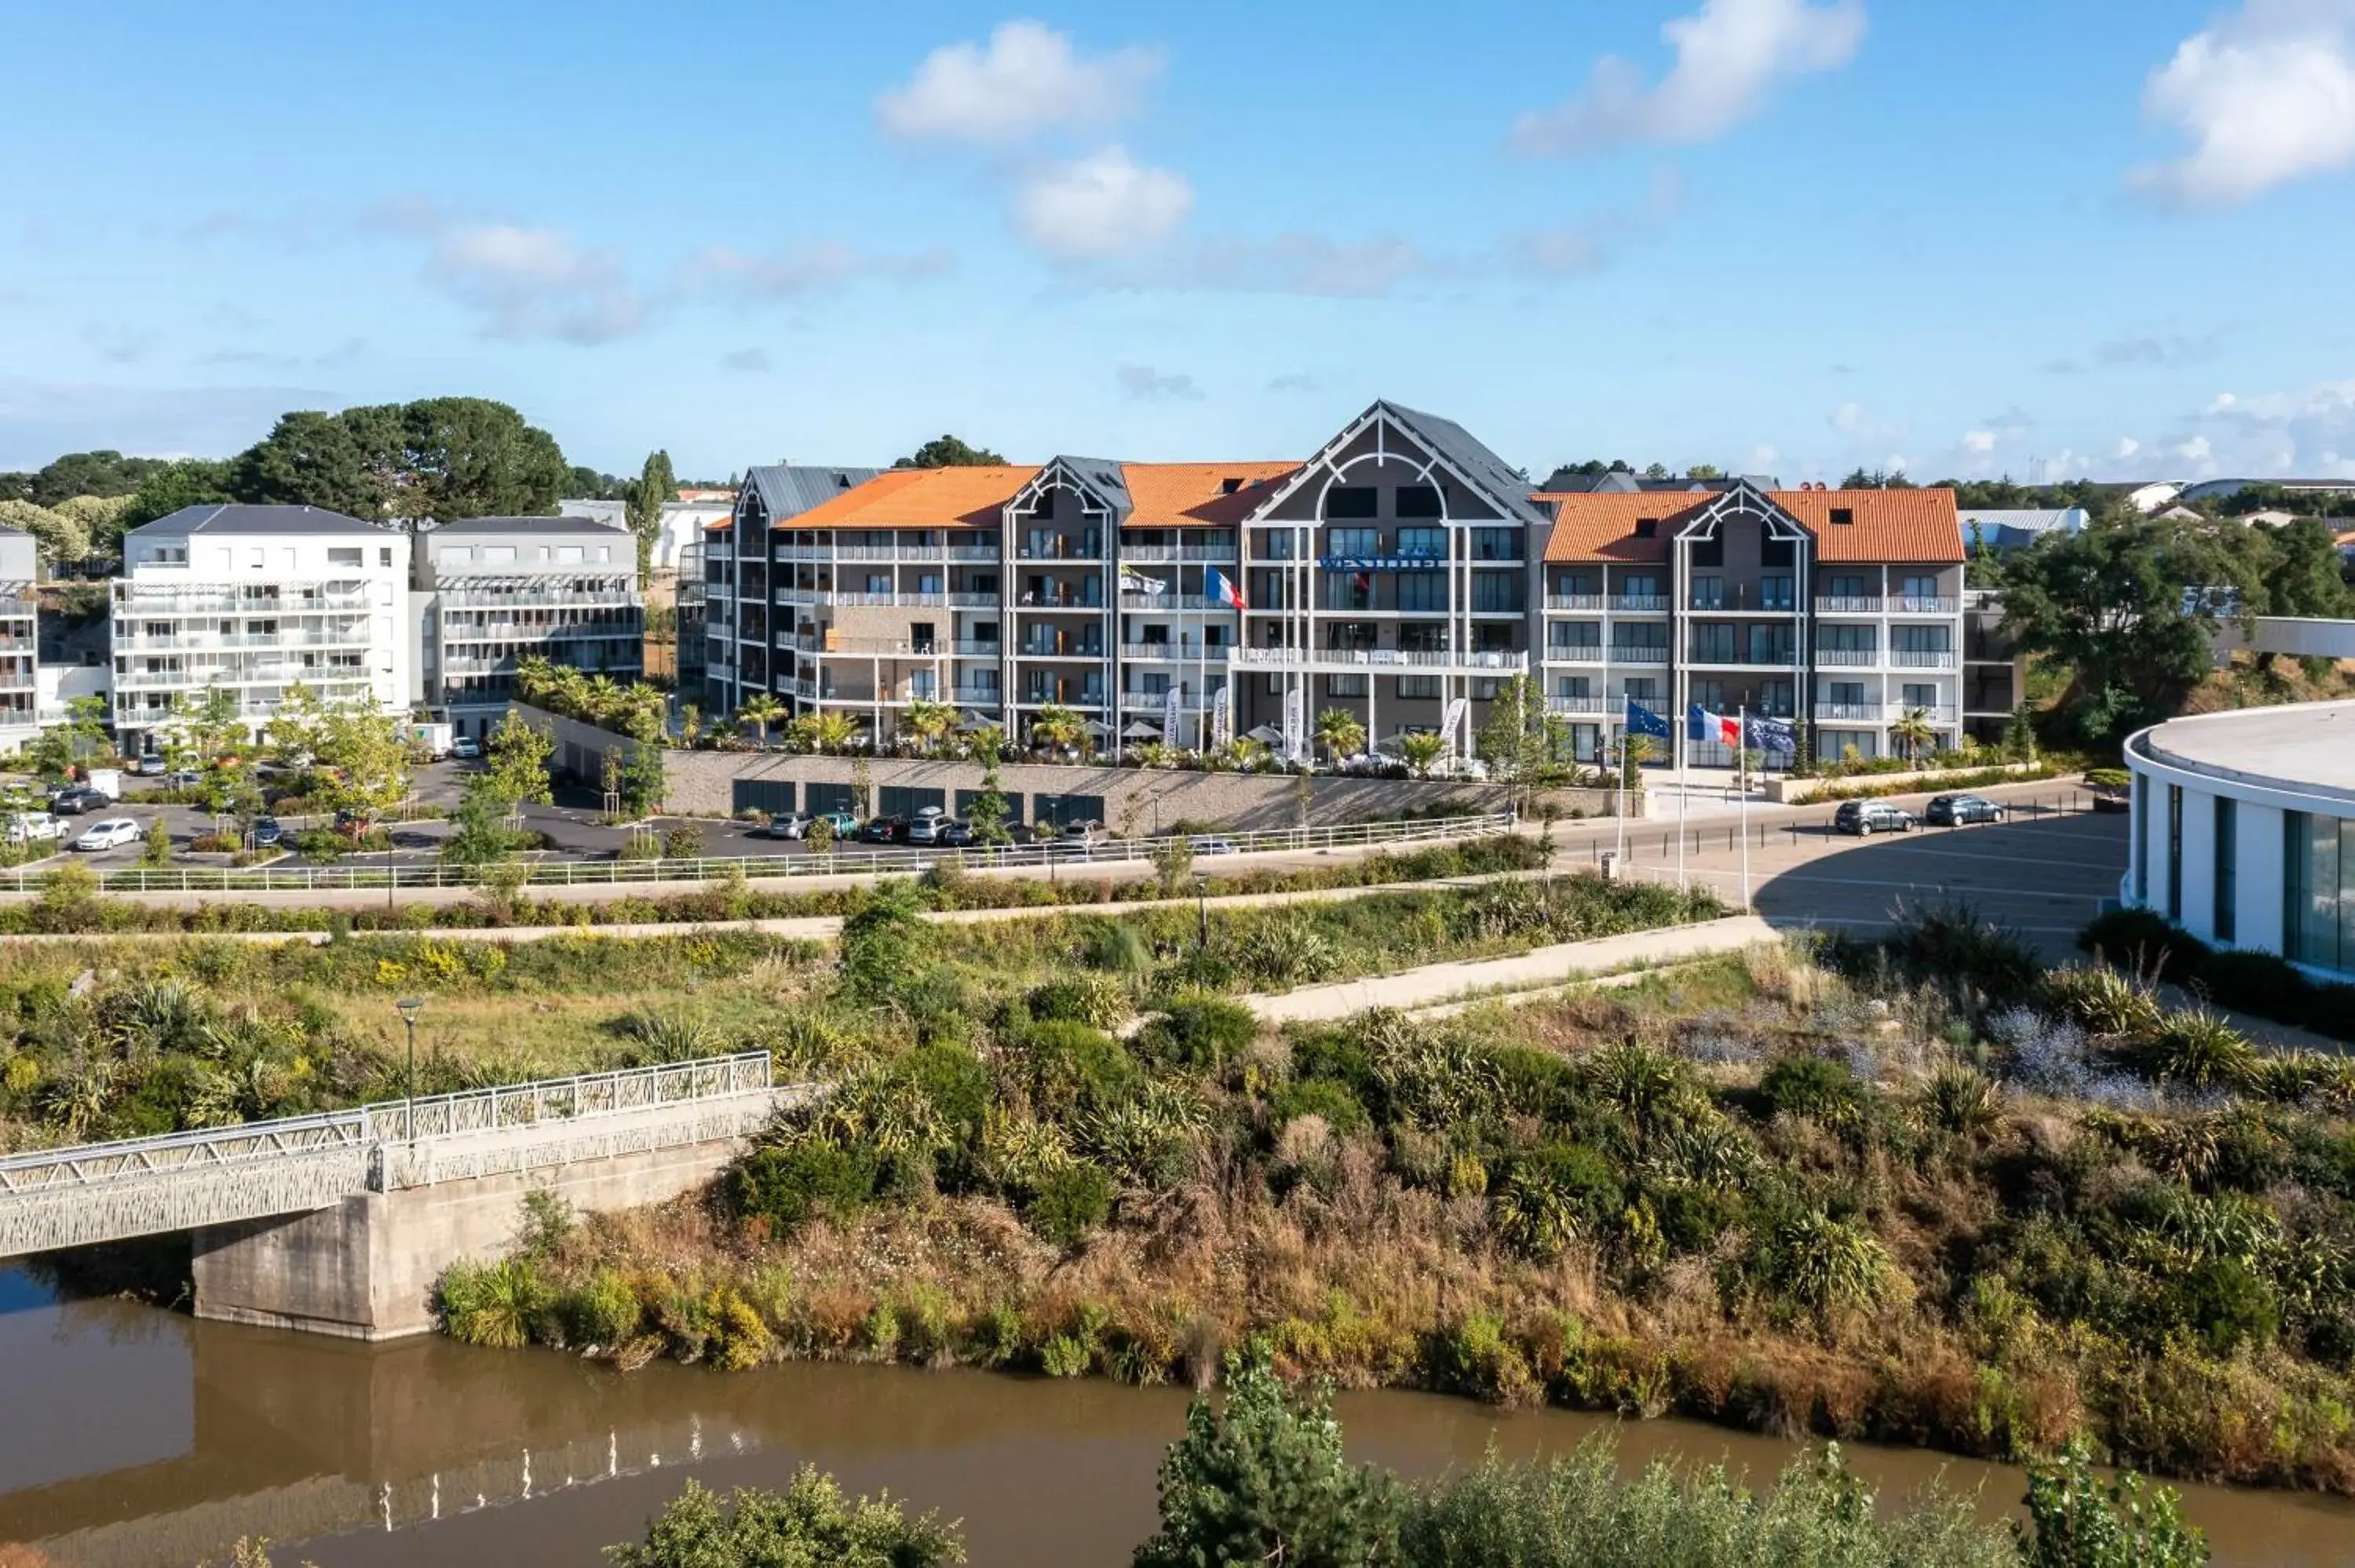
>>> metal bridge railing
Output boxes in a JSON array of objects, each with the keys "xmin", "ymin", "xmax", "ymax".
[
  {"xmin": 5, "ymin": 812, "xmax": 1518, "ymax": 895},
  {"xmin": 0, "ymin": 1052, "xmax": 776, "ymax": 1198}
]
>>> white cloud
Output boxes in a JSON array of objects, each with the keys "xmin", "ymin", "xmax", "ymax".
[
  {"xmin": 878, "ymin": 20, "xmax": 1164, "ymax": 142},
  {"xmin": 1748, "ymin": 443, "xmax": 1780, "ymax": 470},
  {"xmin": 1961, "ymin": 429, "xmax": 1998, "ymax": 455},
  {"xmin": 1829, "ymin": 400, "xmax": 1904, "ymax": 440},
  {"xmin": 2132, "ymin": 0, "xmax": 2355, "ymax": 206},
  {"xmin": 693, "ymin": 242, "xmax": 953, "ymax": 298},
  {"xmin": 1512, "ymin": 0, "xmax": 1866, "ymax": 155},
  {"xmin": 429, "ymin": 224, "xmax": 646, "ymax": 344},
  {"xmin": 1115, "ymin": 364, "xmax": 1203, "ymax": 402},
  {"xmin": 1013, "ymin": 146, "xmax": 1193, "ymax": 260},
  {"xmin": 2115, "ymin": 436, "xmax": 2143, "ymax": 460}
]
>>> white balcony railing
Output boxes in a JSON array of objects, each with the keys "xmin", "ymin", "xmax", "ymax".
[
  {"xmin": 1891, "ymin": 649, "xmax": 1958, "ymax": 668},
  {"xmin": 1121, "ymin": 593, "xmax": 1218, "ymax": 611},
  {"xmin": 1816, "ymin": 648, "xmax": 1878, "ymax": 667},
  {"xmin": 1611, "ymin": 595, "xmax": 1670, "ymax": 614},
  {"xmin": 1608, "ymin": 647, "xmax": 1672, "ymax": 665},
  {"xmin": 1545, "ymin": 594, "xmax": 1604, "ymax": 612},
  {"xmin": 1120, "ymin": 545, "xmax": 1236, "ymax": 563},
  {"xmin": 1227, "ymin": 647, "xmax": 1528, "ymax": 673},
  {"xmin": 1543, "ymin": 645, "xmax": 1606, "ymax": 665},
  {"xmin": 1813, "ymin": 596, "xmax": 1883, "ymax": 615},
  {"xmin": 1891, "ymin": 596, "xmax": 1960, "ymax": 615},
  {"xmin": 1547, "ymin": 695, "xmax": 1614, "ymax": 715}
]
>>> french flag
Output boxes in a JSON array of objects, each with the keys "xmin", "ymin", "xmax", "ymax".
[{"xmin": 1207, "ymin": 567, "xmax": 1247, "ymax": 611}]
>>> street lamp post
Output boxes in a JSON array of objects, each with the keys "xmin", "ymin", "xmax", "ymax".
[
  {"xmin": 1194, "ymin": 871, "xmax": 1210, "ymax": 952},
  {"xmin": 396, "ymin": 996, "xmax": 425, "ymax": 1138}
]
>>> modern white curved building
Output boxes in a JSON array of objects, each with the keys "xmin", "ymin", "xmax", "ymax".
[{"xmin": 2124, "ymin": 702, "xmax": 2355, "ymax": 978}]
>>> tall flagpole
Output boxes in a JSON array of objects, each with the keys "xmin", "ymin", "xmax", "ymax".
[
  {"xmin": 1615, "ymin": 702, "xmax": 1627, "ymax": 866},
  {"xmin": 1738, "ymin": 703, "xmax": 1752, "ymax": 912},
  {"xmin": 1676, "ymin": 700, "xmax": 1688, "ymax": 893}
]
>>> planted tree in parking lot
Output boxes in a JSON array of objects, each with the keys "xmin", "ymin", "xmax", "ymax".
[
  {"xmin": 619, "ymin": 742, "xmax": 666, "ymax": 817},
  {"xmin": 265, "ymin": 681, "xmax": 328, "ymax": 771},
  {"xmin": 480, "ymin": 710, "xmax": 555, "ymax": 823},
  {"xmin": 316, "ymin": 701, "xmax": 411, "ymax": 826},
  {"xmin": 967, "ymin": 727, "xmax": 1010, "ymax": 846}
]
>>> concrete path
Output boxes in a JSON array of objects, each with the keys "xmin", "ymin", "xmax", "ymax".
[{"xmin": 1240, "ymin": 915, "xmax": 1778, "ymax": 1025}]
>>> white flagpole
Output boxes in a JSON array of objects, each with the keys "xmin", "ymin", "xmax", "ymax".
[
  {"xmin": 1616, "ymin": 700, "xmax": 1628, "ymax": 865},
  {"xmin": 1738, "ymin": 703, "xmax": 1752, "ymax": 912},
  {"xmin": 1676, "ymin": 702, "xmax": 1688, "ymax": 893}
]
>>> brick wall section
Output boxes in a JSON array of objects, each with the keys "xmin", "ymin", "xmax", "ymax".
[{"xmin": 513, "ymin": 705, "xmax": 1616, "ymax": 827}]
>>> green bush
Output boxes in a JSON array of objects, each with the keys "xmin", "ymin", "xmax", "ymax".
[
  {"xmin": 2079, "ymin": 909, "xmax": 2208, "ymax": 978},
  {"xmin": 732, "ymin": 1140, "xmax": 882, "ymax": 1234},
  {"xmin": 437, "ymin": 1257, "xmax": 549, "ymax": 1348},
  {"xmin": 1022, "ymin": 1160, "xmax": 1115, "ymax": 1249},
  {"xmin": 1267, "ymin": 1076, "xmax": 1371, "ymax": 1137},
  {"xmin": 1137, "ymin": 995, "xmax": 1258, "ymax": 1073},
  {"xmin": 608, "ymin": 1471, "xmax": 965, "ymax": 1568},
  {"xmin": 1025, "ymin": 972, "xmax": 1132, "ymax": 1030},
  {"xmin": 1018, "ymin": 1019, "xmax": 1141, "ymax": 1118},
  {"xmin": 1759, "ymin": 1055, "xmax": 1867, "ymax": 1127},
  {"xmin": 561, "ymin": 1267, "xmax": 644, "ymax": 1347}
]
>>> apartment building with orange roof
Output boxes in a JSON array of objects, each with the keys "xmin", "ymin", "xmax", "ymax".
[{"xmin": 1539, "ymin": 482, "xmax": 1968, "ymax": 763}]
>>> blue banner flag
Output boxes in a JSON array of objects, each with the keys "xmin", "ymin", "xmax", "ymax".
[
  {"xmin": 1748, "ymin": 714, "xmax": 1798, "ymax": 754},
  {"xmin": 1625, "ymin": 698, "xmax": 1671, "ymax": 739}
]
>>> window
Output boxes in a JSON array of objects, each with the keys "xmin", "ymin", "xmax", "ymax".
[
  {"xmin": 1470, "ymin": 528, "xmax": 1519, "ymax": 561},
  {"xmin": 1549, "ymin": 622, "xmax": 1601, "ymax": 650},
  {"xmin": 1624, "ymin": 677, "xmax": 1660, "ymax": 702},
  {"xmin": 1825, "ymin": 574, "xmax": 1868, "ymax": 599},
  {"xmin": 1327, "ymin": 527, "xmax": 1377, "ymax": 557},
  {"xmin": 1620, "ymin": 573, "xmax": 1662, "ymax": 600},
  {"xmin": 483, "ymin": 545, "xmax": 516, "ymax": 565},
  {"xmin": 1327, "ymin": 674, "xmax": 1367, "ymax": 696},
  {"xmin": 1761, "ymin": 535, "xmax": 1795, "ymax": 567},
  {"xmin": 1747, "ymin": 625, "xmax": 1792, "ymax": 665},
  {"xmin": 1470, "ymin": 574, "xmax": 1522, "ymax": 613},
  {"xmin": 1634, "ymin": 519, "xmax": 1659, "ymax": 538},
  {"xmin": 1557, "ymin": 675, "xmax": 1591, "ymax": 698},
  {"xmin": 557, "ymin": 545, "xmax": 585, "ymax": 564},
  {"xmin": 1901, "ymin": 683, "xmax": 1937, "ymax": 708},
  {"xmin": 1830, "ymin": 508, "xmax": 1855, "ymax": 526},
  {"xmin": 1397, "ymin": 527, "xmax": 1445, "ymax": 559},
  {"xmin": 2214, "ymin": 796, "xmax": 2236, "ymax": 943},
  {"xmin": 1325, "ymin": 574, "xmax": 1373, "ymax": 611},
  {"xmin": 1902, "ymin": 574, "xmax": 1941, "ymax": 600},
  {"xmin": 1397, "ymin": 573, "xmax": 1446, "ymax": 612},
  {"xmin": 2167, "ymin": 786, "xmax": 2184, "ymax": 923},
  {"xmin": 1690, "ymin": 535, "xmax": 1724, "ymax": 567},
  {"xmin": 1689, "ymin": 625, "xmax": 1736, "ymax": 662},
  {"xmin": 1554, "ymin": 571, "xmax": 1597, "ymax": 597},
  {"xmin": 1893, "ymin": 625, "xmax": 1951, "ymax": 654},
  {"xmin": 865, "ymin": 574, "xmax": 889, "ymax": 595},
  {"xmin": 1261, "ymin": 531, "xmax": 1296, "ymax": 560},
  {"xmin": 1139, "ymin": 672, "xmax": 1170, "ymax": 695},
  {"xmin": 1397, "ymin": 675, "xmax": 1441, "ymax": 698},
  {"xmin": 1395, "ymin": 484, "xmax": 1443, "ymax": 518},
  {"xmin": 1760, "ymin": 574, "xmax": 1795, "ymax": 610},
  {"xmin": 1820, "ymin": 625, "xmax": 1876, "ymax": 653},
  {"xmin": 1324, "ymin": 487, "xmax": 1378, "ymax": 520},
  {"xmin": 1829, "ymin": 681, "xmax": 1865, "ymax": 706},
  {"xmin": 380, "ymin": 547, "xmax": 393, "ymax": 567},
  {"xmin": 1691, "ymin": 576, "xmax": 1724, "ymax": 609},
  {"xmin": 1611, "ymin": 622, "xmax": 1667, "ymax": 654},
  {"xmin": 328, "ymin": 547, "xmax": 363, "ymax": 567}
]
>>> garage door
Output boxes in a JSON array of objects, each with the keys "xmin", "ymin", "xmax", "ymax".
[
  {"xmin": 1032, "ymin": 792, "xmax": 1105, "ymax": 829},
  {"xmin": 956, "ymin": 788, "xmax": 1023, "ymax": 824},
  {"xmin": 878, "ymin": 786, "xmax": 946, "ymax": 818},
  {"xmin": 732, "ymin": 779, "xmax": 796, "ymax": 814},
  {"xmin": 805, "ymin": 782, "xmax": 857, "ymax": 815}
]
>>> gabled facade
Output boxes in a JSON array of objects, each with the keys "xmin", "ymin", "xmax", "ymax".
[{"xmin": 1539, "ymin": 483, "xmax": 1966, "ymax": 762}]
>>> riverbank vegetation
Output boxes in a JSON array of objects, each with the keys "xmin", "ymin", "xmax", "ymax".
[
  {"xmin": 0, "ymin": 832, "xmax": 1547, "ymax": 937},
  {"xmin": 599, "ymin": 1351, "xmax": 2203, "ymax": 1567},
  {"xmin": 0, "ymin": 870, "xmax": 1709, "ymax": 1150},
  {"xmin": 436, "ymin": 909, "xmax": 2355, "ymax": 1495}
]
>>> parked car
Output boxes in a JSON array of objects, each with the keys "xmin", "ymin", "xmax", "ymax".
[
  {"xmin": 809, "ymin": 810, "xmax": 860, "ymax": 841},
  {"xmin": 1061, "ymin": 819, "xmax": 1105, "ymax": 842},
  {"xmin": 135, "ymin": 753, "xmax": 167, "ymax": 777},
  {"xmin": 165, "ymin": 768, "xmax": 202, "ymax": 788},
  {"xmin": 450, "ymin": 735, "xmax": 482, "ymax": 761},
  {"xmin": 4, "ymin": 814, "xmax": 64, "ymax": 845},
  {"xmin": 74, "ymin": 818, "xmax": 143, "ymax": 852},
  {"xmin": 49, "ymin": 787, "xmax": 107, "ymax": 816},
  {"xmin": 1924, "ymin": 793, "xmax": 2006, "ymax": 826},
  {"xmin": 1834, "ymin": 800, "xmax": 1919, "ymax": 836},
  {"xmin": 250, "ymin": 816, "xmax": 284, "ymax": 849},
  {"xmin": 765, "ymin": 811, "xmax": 812, "ymax": 840},
  {"xmin": 1188, "ymin": 835, "xmax": 1240, "ymax": 855},
  {"xmin": 861, "ymin": 815, "xmax": 909, "ymax": 844},
  {"xmin": 936, "ymin": 819, "xmax": 974, "ymax": 848},
  {"xmin": 906, "ymin": 808, "xmax": 952, "ymax": 845}
]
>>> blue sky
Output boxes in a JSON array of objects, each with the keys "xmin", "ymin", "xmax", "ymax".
[{"xmin": 5, "ymin": 0, "xmax": 2354, "ymax": 486}]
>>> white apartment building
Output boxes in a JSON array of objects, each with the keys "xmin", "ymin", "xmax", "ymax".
[
  {"xmin": 1538, "ymin": 483, "xmax": 1966, "ymax": 764},
  {"xmin": 112, "ymin": 504, "xmax": 412, "ymax": 752},
  {"xmin": 414, "ymin": 515, "xmax": 642, "ymax": 739},
  {"xmin": 0, "ymin": 527, "xmax": 38, "ymax": 753}
]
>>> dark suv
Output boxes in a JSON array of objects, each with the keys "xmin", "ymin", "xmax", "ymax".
[{"xmin": 1834, "ymin": 800, "xmax": 1918, "ymax": 836}]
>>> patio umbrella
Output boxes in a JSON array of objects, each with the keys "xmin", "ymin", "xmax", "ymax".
[
  {"xmin": 1122, "ymin": 720, "xmax": 1163, "ymax": 738},
  {"xmin": 956, "ymin": 710, "xmax": 996, "ymax": 731},
  {"xmin": 1242, "ymin": 724, "xmax": 1284, "ymax": 746},
  {"xmin": 1083, "ymin": 719, "xmax": 1112, "ymax": 737}
]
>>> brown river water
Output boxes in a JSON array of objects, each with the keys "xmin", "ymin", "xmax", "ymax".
[{"xmin": 2, "ymin": 1269, "xmax": 2350, "ymax": 1567}]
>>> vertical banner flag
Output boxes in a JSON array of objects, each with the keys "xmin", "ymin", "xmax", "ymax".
[
  {"xmin": 1163, "ymin": 684, "xmax": 1183, "ymax": 740},
  {"xmin": 1283, "ymin": 684, "xmax": 1305, "ymax": 760},
  {"xmin": 1206, "ymin": 567, "xmax": 1247, "ymax": 611},
  {"xmin": 1440, "ymin": 696, "xmax": 1470, "ymax": 748},
  {"xmin": 1211, "ymin": 684, "xmax": 1232, "ymax": 748}
]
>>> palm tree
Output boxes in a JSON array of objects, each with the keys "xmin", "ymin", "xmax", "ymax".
[
  {"xmin": 545, "ymin": 666, "xmax": 589, "ymax": 722},
  {"xmin": 1313, "ymin": 708, "xmax": 1367, "ymax": 767},
  {"xmin": 513, "ymin": 655, "xmax": 556, "ymax": 707},
  {"xmin": 677, "ymin": 702, "xmax": 703, "ymax": 748},
  {"xmin": 1891, "ymin": 707, "xmax": 1936, "ymax": 764},
  {"xmin": 903, "ymin": 697, "xmax": 956, "ymax": 757},
  {"xmin": 812, "ymin": 712, "xmax": 860, "ymax": 753},
  {"xmin": 1397, "ymin": 731, "xmax": 1448, "ymax": 779},
  {"xmin": 580, "ymin": 674, "xmax": 625, "ymax": 726},
  {"xmin": 737, "ymin": 694, "xmax": 787, "ymax": 747},
  {"xmin": 1130, "ymin": 741, "xmax": 1175, "ymax": 770},
  {"xmin": 1031, "ymin": 704, "xmax": 1086, "ymax": 756}
]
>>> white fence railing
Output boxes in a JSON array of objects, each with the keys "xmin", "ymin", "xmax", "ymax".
[
  {"xmin": 10, "ymin": 812, "xmax": 1517, "ymax": 895},
  {"xmin": 0, "ymin": 1052, "xmax": 776, "ymax": 1199}
]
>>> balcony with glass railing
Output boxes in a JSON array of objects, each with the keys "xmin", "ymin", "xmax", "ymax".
[
  {"xmin": 1890, "ymin": 596, "xmax": 1961, "ymax": 615},
  {"xmin": 1228, "ymin": 646, "xmax": 1528, "ymax": 673}
]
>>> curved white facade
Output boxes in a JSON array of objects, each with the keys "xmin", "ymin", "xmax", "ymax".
[{"xmin": 2124, "ymin": 702, "xmax": 2355, "ymax": 978}]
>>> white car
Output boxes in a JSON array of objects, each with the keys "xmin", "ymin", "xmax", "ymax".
[
  {"xmin": 451, "ymin": 735, "xmax": 482, "ymax": 760},
  {"xmin": 74, "ymin": 818, "xmax": 144, "ymax": 852},
  {"xmin": 4, "ymin": 814, "xmax": 64, "ymax": 845}
]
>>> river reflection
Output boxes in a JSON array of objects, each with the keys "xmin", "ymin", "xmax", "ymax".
[{"xmin": 0, "ymin": 1270, "xmax": 2350, "ymax": 1566}]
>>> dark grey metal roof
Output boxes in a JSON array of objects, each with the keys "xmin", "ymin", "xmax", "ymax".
[
  {"xmin": 430, "ymin": 513, "xmax": 629, "ymax": 535},
  {"xmin": 126, "ymin": 503, "xmax": 382, "ymax": 537},
  {"xmin": 1040, "ymin": 456, "xmax": 1133, "ymax": 525},
  {"xmin": 1375, "ymin": 402, "xmax": 1551, "ymax": 527},
  {"xmin": 743, "ymin": 465, "xmax": 887, "ymax": 522}
]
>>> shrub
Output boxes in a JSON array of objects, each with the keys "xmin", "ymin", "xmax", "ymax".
[
  {"xmin": 1492, "ymin": 1141, "xmax": 1620, "ymax": 1261},
  {"xmin": 1759, "ymin": 1055, "xmax": 1866, "ymax": 1128},
  {"xmin": 2016, "ymin": 1439, "xmax": 2207, "ymax": 1568},
  {"xmin": 562, "ymin": 1267, "xmax": 644, "ymax": 1347},
  {"xmin": 608, "ymin": 1471, "xmax": 965, "ymax": 1568},
  {"xmin": 1022, "ymin": 1160, "xmax": 1115, "ymax": 1249},
  {"xmin": 438, "ymin": 1257, "xmax": 548, "ymax": 1348},
  {"xmin": 1026, "ymin": 972, "xmax": 1132, "ymax": 1030},
  {"xmin": 2079, "ymin": 909, "xmax": 2208, "ymax": 979},
  {"xmin": 2196, "ymin": 947, "xmax": 2312, "ymax": 1019},
  {"xmin": 660, "ymin": 822, "xmax": 706, "ymax": 859},
  {"xmin": 1018, "ymin": 1019, "xmax": 1141, "ymax": 1118},
  {"xmin": 1267, "ymin": 1077, "xmax": 1371, "ymax": 1138},
  {"xmin": 1136, "ymin": 995, "xmax": 1258, "ymax": 1073},
  {"xmin": 2146, "ymin": 1009, "xmax": 2256, "ymax": 1091},
  {"xmin": 732, "ymin": 1139, "xmax": 882, "ymax": 1234}
]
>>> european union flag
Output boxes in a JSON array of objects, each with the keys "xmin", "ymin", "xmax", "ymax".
[{"xmin": 1625, "ymin": 698, "xmax": 1671, "ymax": 738}]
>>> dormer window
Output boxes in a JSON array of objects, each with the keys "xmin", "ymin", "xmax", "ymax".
[
  {"xmin": 1634, "ymin": 519, "xmax": 1659, "ymax": 538},
  {"xmin": 1221, "ymin": 477, "xmax": 1243, "ymax": 494},
  {"xmin": 1831, "ymin": 507, "xmax": 1855, "ymax": 525}
]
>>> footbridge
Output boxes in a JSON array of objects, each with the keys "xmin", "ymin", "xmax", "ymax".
[{"xmin": 0, "ymin": 1052, "xmax": 802, "ymax": 1337}]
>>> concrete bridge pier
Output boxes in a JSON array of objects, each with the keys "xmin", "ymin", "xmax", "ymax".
[{"xmin": 193, "ymin": 1136, "xmax": 747, "ymax": 1340}]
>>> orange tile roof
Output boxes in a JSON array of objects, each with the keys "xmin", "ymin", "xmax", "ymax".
[
  {"xmin": 1119, "ymin": 461, "xmax": 1299, "ymax": 527},
  {"xmin": 770, "ymin": 465, "xmax": 1042, "ymax": 531},
  {"xmin": 1539, "ymin": 488, "xmax": 1962, "ymax": 564}
]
